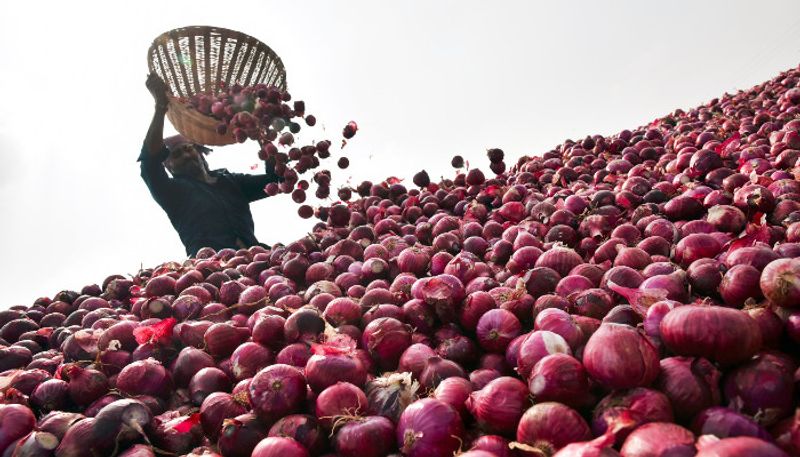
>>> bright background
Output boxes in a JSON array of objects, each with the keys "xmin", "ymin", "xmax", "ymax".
[{"xmin": 1, "ymin": 1, "xmax": 799, "ymax": 308}]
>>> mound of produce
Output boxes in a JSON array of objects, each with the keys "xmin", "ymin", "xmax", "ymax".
[{"xmin": 2, "ymin": 64, "xmax": 800, "ymax": 456}]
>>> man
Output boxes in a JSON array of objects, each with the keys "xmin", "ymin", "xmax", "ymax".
[{"xmin": 141, "ymin": 73, "xmax": 282, "ymax": 256}]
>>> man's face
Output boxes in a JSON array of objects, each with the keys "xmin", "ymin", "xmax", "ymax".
[{"xmin": 165, "ymin": 143, "xmax": 205, "ymax": 176}]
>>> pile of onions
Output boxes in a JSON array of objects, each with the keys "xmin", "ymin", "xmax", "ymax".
[{"xmin": 3, "ymin": 61, "xmax": 800, "ymax": 457}]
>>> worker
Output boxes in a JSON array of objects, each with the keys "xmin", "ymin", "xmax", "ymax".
[{"xmin": 140, "ymin": 73, "xmax": 282, "ymax": 256}]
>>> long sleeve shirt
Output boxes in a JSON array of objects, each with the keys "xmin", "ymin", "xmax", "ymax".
[{"xmin": 138, "ymin": 144, "xmax": 282, "ymax": 256}]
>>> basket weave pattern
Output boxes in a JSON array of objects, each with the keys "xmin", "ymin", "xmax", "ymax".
[{"xmin": 147, "ymin": 26, "xmax": 287, "ymax": 146}]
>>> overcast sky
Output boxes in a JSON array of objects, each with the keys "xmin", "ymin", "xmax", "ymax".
[{"xmin": 1, "ymin": 1, "xmax": 799, "ymax": 308}]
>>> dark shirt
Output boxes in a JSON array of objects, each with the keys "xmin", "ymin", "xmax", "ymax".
[{"xmin": 138, "ymin": 144, "xmax": 282, "ymax": 256}]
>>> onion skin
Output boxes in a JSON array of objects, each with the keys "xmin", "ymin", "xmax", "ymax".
[
  {"xmin": 397, "ymin": 398, "xmax": 464, "ymax": 457},
  {"xmin": 515, "ymin": 402, "xmax": 591, "ymax": 455},
  {"xmin": 760, "ymin": 258, "xmax": 800, "ymax": 308},
  {"xmin": 582, "ymin": 323, "xmax": 660, "ymax": 390},
  {"xmin": 659, "ymin": 306, "xmax": 762, "ymax": 366},
  {"xmin": 528, "ymin": 353, "xmax": 589, "ymax": 409},
  {"xmin": 466, "ymin": 376, "xmax": 529, "ymax": 435},
  {"xmin": 619, "ymin": 422, "xmax": 696, "ymax": 457}
]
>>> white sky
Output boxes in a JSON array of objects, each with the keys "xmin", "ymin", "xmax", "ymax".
[{"xmin": 1, "ymin": 1, "xmax": 800, "ymax": 309}]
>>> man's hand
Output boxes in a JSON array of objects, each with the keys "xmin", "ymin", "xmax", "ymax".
[{"xmin": 146, "ymin": 73, "xmax": 170, "ymax": 110}]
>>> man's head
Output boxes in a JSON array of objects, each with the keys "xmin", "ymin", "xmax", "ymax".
[{"xmin": 163, "ymin": 134, "xmax": 212, "ymax": 177}]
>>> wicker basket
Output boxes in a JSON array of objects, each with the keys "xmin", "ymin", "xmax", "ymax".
[{"xmin": 147, "ymin": 26, "xmax": 287, "ymax": 146}]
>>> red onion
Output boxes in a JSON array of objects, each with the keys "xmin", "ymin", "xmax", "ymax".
[
  {"xmin": 723, "ymin": 352, "xmax": 796, "ymax": 427},
  {"xmin": 470, "ymin": 435, "xmax": 516, "ymax": 457},
  {"xmin": 687, "ymin": 259, "xmax": 724, "ymax": 297},
  {"xmin": 760, "ymin": 258, "xmax": 800, "ymax": 308},
  {"xmin": 466, "ymin": 376, "xmax": 529, "ymax": 435},
  {"xmin": 432, "ymin": 376, "xmax": 472, "ymax": 419},
  {"xmin": 199, "ymin": 392, "xmax": 247, "ymax": 442},
  {"xmin": 534, "ymin": 308, "xmax": 584, "ymax": 350},
  {"xmin": 660, "ymin": 305, "xmax": 762, "ymax": 365},
  {"xmin": 149, "ymin": 411, "xmax": 203, "ymax": 454},
  {"xmin": 334, "ymin": 415, "xmax": 396, "ymax": 457},
  {"xmin": 514, "ymin": 402, "xmax": 591, "ymax": 455},
  {"xmin": 398, "ymin": 343, "xmax": 436, "ymax": 379},
  {"xmin": 571, "ymin": 288, "xmax": 615, "ymax": 319},
  {"xmin": 655, "ymin": 356, "xmax": 721, "ymax": 421},
  {"xmin": 397, "ymin": 398, "xmax": 464, "ymax": 457},
  {"xmin": 583, "ymin": 323, "xmax": 660, "ymax": 390},
  {"xmin": 248, "ymin": 364, "xmax": 306, "ymax": 423},
  {"xmin": 528, "ymin": 353, "xmax": 589, "ymax": 408},
  {"xmin": 516, "ymin": 330, "xmax": 572, "ymax": 379},
  {"xmin": 674, "ymin": 233, "xmax": 724, "ymax": 268},
  {"xmin": 305, "ymin": 340, "xmax": 366, "ymax": 393},
  {"xmin": 276, "ymin": 343, "xmax": 311, "ymax": 368},
  {"xmin": 475, "ymin": 309, "xmax": 521, "ymax": 353},
  {"xmin": 30, "ymin": 378, "xmax": 69, "ymax": 413},
  {"xmin": 619, "ymin": 422, "xmax": 696, "ymax": 457},
  {"xmin": 719, "ymin": 264, "xmax": 763, "ymax": 307},
  {"xmin": 366, "ymin": 372, "xmax": 419, "ymax": 423},
  {"xmin": 419, "ymin": 356, "xmax": 467, "ymax": 389},
  {"xmin": 535, "ymin": 245, "xmax": 583, "ymax": 277},
  {"xmin": 315, "ymin": 382, "xmax": 367, "ymax": 428},
  {"xmin": 591, "ymin": 388, "xmax": 674, "ymax": 444},
  {"xmin": 459, "ymin": 288, "xmax": 499, "ymax": 327},
  {"xmin": 361, "ymin": 317, "xmax": 411, "ymax": 371},
  {"xmin": 695, "ymin": 436, "xmax": 788, "ymax": 457},
  {"xmin": 0, "ymin": 404, "xmax": 35, "ymax": 454},
  {"xmin": 251, "ymin": 437, "xmax": 309, "ymax": 457},
  {"xmin": 116, "ymin": 357, "xmax": 172, "ymax": 398},
  {"xmin": 268, "ymin": 415, "xmax": 326, "ymax": 456},
  {"xmin": 692, "ymin": 407, "xmax": 772, "ymax": 441},
  {"xmin": 189, "ymin": 367, "xmax": 231, "ymax": 405}
]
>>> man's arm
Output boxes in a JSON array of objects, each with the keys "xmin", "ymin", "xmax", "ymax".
[
  {"xmin": 141, "ymin": 73, "xmax": 170, "ymax": 161},
  {"xmin": 233, "ymin": 157, "xmax": 284, "ymax": 202},
  {"xmin": 139, "ymin": 74, "xmax": 177, "ymax": 209}
]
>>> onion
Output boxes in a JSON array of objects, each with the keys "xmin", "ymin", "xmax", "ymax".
[
  {"xmin": 591, "ymin": 388, "xmax": 674, "ymax": 445},
  {"xmin": 231, "ymin": 342, "xmax": 273, "ymax": 381},
  {"xmin": 528, "ymin": 353, "xmax": 589, "ymax": 408},
  {"xmin": 534, "ymin": 308, "xmax": 584, "ymax": 350},
  {"xmin": 432, "ymin": 376, "xmax": 472, "ymax": 419},
  {"xmin": 723, "ymin": 352, "xmax": 796, "ymax": 427},
  {"xmin": 268, "ymin": 415, "xmax": 326, "ymax": 456},
  {"xmin": 334, "ymin": 415, "xmax": 396, "ymax": 457},
  {"xmin": 398, "ymin": 343, "xmax": 436, "ymax": 379},
  {"xmin": 30, "ymin": 379, "xmax": 69, "ymax": 413},
  {"xmin": 655, "ymin": 357, "xmax": 721, "ymax": 421},
  {"xmin": 251, "ymin": 437, "xmax": 309, "ymax": 457},
  {"xmin": 305, "ymin": 340, "xmax": 366, "ymax": 393},
  {"xmin": 719, "ymin": 265, "xmax": 763, "ymax": 307},
  {"xmin": 0, "ymin": 404, "xmax": 36, "ymax": 454},
  {"xmin": 470, "ymin": 435, "xmax": 516, "ymax": 457},
  {"xmin": 466, "ymin": 377, "xmax": 529, "ymax": 435},
  {"xmin": 692, "ymin": 407, "xmax": 772, "ymax": 441},
  {"xmin": 419, "ymin": 356, "xmax": 467, "ymax": 389},
  {"xmin": 660, "ymin": 305, "xmax": 762, "ymax": 365},
  {"xmin": 674, "ymin": 233, "xmax": 724, "ymax": 268},
  {"xmin": 475, "ymin": 309, "xmax": 521, "ymax": 353},
  {"xmin": 516, "ymin": 330, "xmax": 572, "ymax": 379},
  {"xmin": 361, "ymin": 317, "xmax": 411, "ymax": 371},
  {"xmin": 314, "ymin": 381, "xmax": 367, "ymax": 429},
  {"xmin": 583, "ymin": 323, "xmax": 660, "ymax": 390},
  {"xmin": 149, "ymin": 411, "xmax": 203, "ymax": 454},
  {"xmin": 397, "ymin": 398, "xmax": 464, "ymax": 457},
  {"xmin": 116, "ymin": 357, "xmax": 172, "ymax": 398},
  {"xmin": 366, "ymin": 372, "xmax": 419, "ymax": 423},
  {"xmin": 513, "ymin": 402, "xmax": 591, "ymax": 455},
  {"xmin": 189, "ymin": 367, "xmax": 231, "ymax": 405},
  {"xmin": 695, "ymin": 436, "xmax": 788, "ymax": 457},
  {"xmin": 760, "ymin": 258, "xmax": 800, "ymax": 308},
  {"xmin": 619, "ymin": 422, "xmax": 696, "ymax": 457},
  {"xmin": 248, "ymin": 364, "xmax": 306, "ymax": 423}
]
